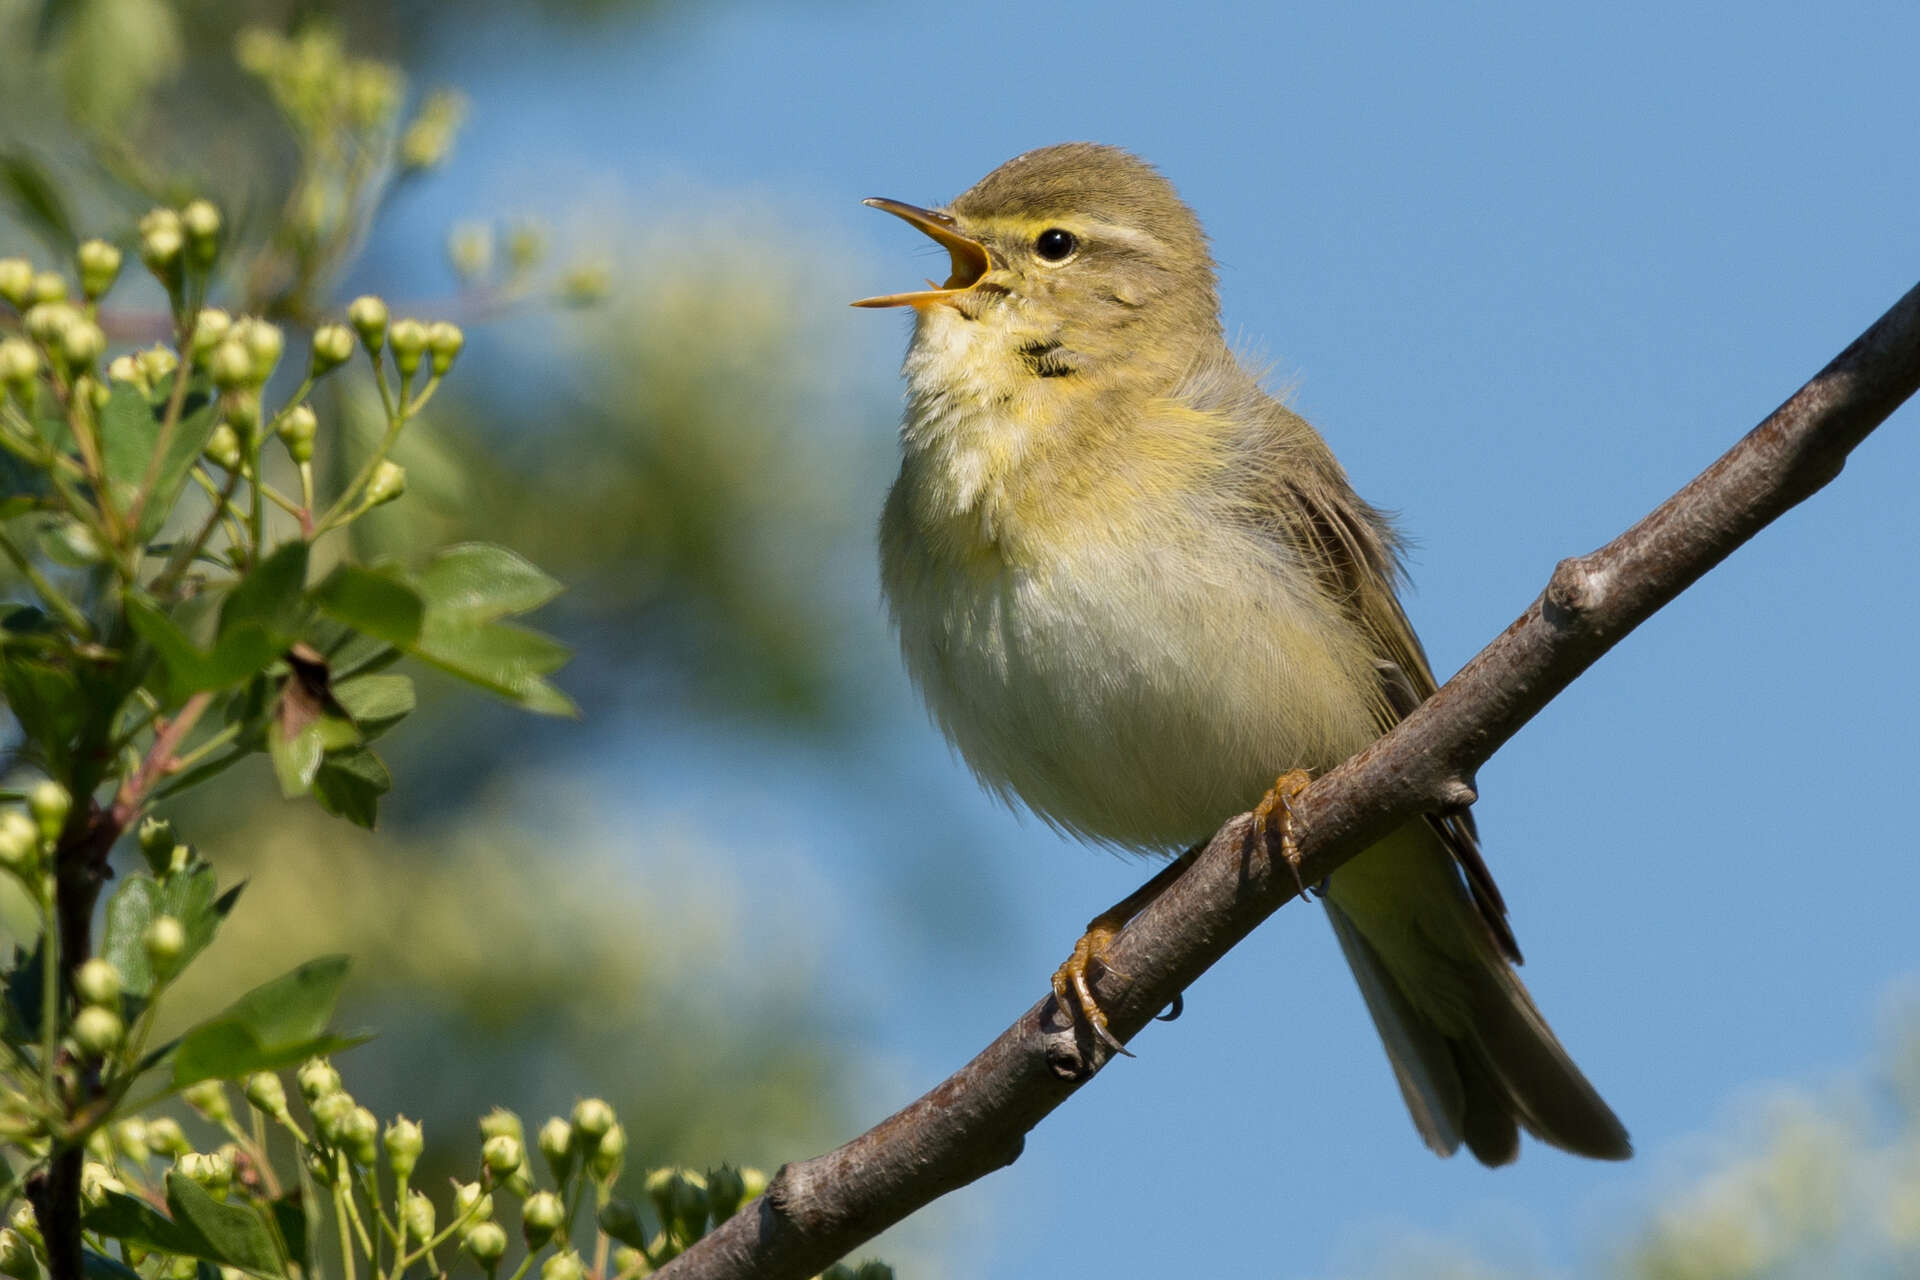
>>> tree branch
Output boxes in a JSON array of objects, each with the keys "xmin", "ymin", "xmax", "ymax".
[{"xmin": 655, "ymin": 279, "xmax": 1920, "ymax": 1280}]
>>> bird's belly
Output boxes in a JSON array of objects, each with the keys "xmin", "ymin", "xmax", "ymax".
[{"xmin": 888, "ymin": 533, "xmax": 1381, "ymax": 851}]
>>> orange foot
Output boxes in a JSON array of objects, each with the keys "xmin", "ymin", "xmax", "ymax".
[
  {"xmin": 1252, "ymin": 768, "xmax": 1314, "ymax": 897},
  {"xmin": 1051, "ymin": 911, "xmax": 1133, "ymax": 1057}
]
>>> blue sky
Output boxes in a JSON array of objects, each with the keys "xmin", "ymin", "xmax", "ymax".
[{"xmin": 397, "ymin": 2, "xmax": 1920, "ymax": 1273}]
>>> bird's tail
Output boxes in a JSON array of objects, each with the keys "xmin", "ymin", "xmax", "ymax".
[{"xmin": 1322, "ymin": 823, "xmax": 1631, "ymax": 1165}]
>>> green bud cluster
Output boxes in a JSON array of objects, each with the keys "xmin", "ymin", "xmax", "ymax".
[
  {"xmin": 75, "ymin": 957, "xmax": 123, "ymax": 1007},
  {"xmin": 71, "ymin": 1005, "xmax": 124, "ymax": 1056},
  {"xmin": 298, "ymin": 1056, "xmax": 344, "ymax": 1102},
  {"xmin": 143, "ymin": 1116, "xmax": 189, "ymax": 1157},
  {"xmin": 537, "ymin": 1116, "xmax": 575, "ymax": 1181},
  {"xmin": 645, "ymin": 1168, "xmax": 709, "ymax": 1245},
  {"xmin": 541, "ymin": 1250, "xmax": 585, "ymax": 1280},
  {"xmin": 113, "ymin": 1118, "xmax": 152, "ymax": 1165},
  {"xmin": 0, "ymin": 810, "xmax": 39, "ymax": 876},
  {"xmin": 348, "ymin": 295, "xmax": 389, "ymax": 352},
  {"xmin": 277, "ymin": 403, "xmax": 318, "ymax": 463}
]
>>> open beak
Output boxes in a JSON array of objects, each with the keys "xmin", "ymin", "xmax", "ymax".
[{"xmin": 851, "ymin": 198, "xmax": 994, "ymax": 309}]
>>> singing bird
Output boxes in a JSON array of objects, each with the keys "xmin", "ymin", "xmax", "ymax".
[{"xmin": 856, "ymin": 143, "xmax": 1629, "ymax": 1164}]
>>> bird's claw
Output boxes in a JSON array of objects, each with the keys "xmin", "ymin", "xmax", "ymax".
[
  {"xmin": 1052, "ymin": 921, "xmax": 1134, "ymax": 1058},
  {"xmin": 1253, "ymin": 768, "xmax": 1315, "ymax": 898}
]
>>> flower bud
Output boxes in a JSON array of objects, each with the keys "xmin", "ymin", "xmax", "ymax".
[
  {"xmin": 348, "ymin": 295, "xmax": 388, "ymax": 352},
  {"xmin": 704, "ymin": 1165, "xmax": 746, "ymax": 1222},
  {"xmin": 310, "ymin": 324, "xmax": 354, "ymax": 374},
  {"xmin": 588, "ymin": 1121, "xmax": 626, "ymax": 1182},
  {"xmin": 75, "ymin": 957, "xmax": 122, "ymax": 1007},
  {"xmin": 297, "ymin": 1056, "xmax": 343, "ymax": 1101},
  {"xmin": 592, "ymin": 1199, "xmax": 641, "ymax": 1252},
  {"xmin": 76, "ymin": 241, "xmax": 122, "ymax": 300},
  {"xmin": 225, "ymin": 389, "xmax": 261, "ymax": 439},
  {"xmin": 136, "ymin": 816, "xmax": 174, "ymax": 873},
  {"xmin": 57, "ymin": 321, "xmax": 105, "ymax": 372},
  {"xmin": 30, "ymin": 273, "xmax": 67, "ymax": 305},
  {"xmin": 0, "ymin": 1227, "xmax": 37, "ymax": 1280},
  {"xmin": 137, "ymin": 344, "xmax": 178, "ymax": 384},
  {"xmin": 144, "ymin": 914, "xmax": 187, "ymax": 977},
  {"xmin": 5, "ymin": 1206, "xmax": 37, "ymax": 1249},
  {"xmin": 521, "ymin": 1190, "xmax": 563, "ymax": 1246},
  {"xmin": 540, "ymin": 1251, "xmax": 584, "ymax": 1280},
  {"xmin": 180, "ymin": 200, "xmax": 221, "ymax": 265},
  {"xmin": 277, "ymin": 403, "xmax": 317, "ymax": 463},
  {"xmin": 387, "ymin": 319, "xmax": 427, "ymax": 376},
  {"xmin": 182, "ymin": 1147, "xmax": 233, "ymax": 1195},
  {"xmin": 537, "ymin": 1117, "xmax": 574, "ymax": 1181},
  {"xmin": 611, "ymin": 1245, "xmax": 650, "ymax": 1277},
  {"xmin": 400, "ymin": 119, "xmax": 453, "ymax": 171},
  {"xmin": 112, "ymin": 1117, "xmax": 151, "ymax": 1164},
  {"xmin": 0, "ymin": 339, "xmax": 39, "ymax": 391},
  {"xmin": 24, "ymin": 303, "xmax": 76, "ymax": 346},
  {"xmin": 244, "ymin": 1071, "xmax": 287, "ymax": 1118},
  {"xmin": 80, "ymin": 1162, "xmax": 125, "ymax": 1207},
  {"xmin": 665, "ymin": 1171, "xmax": 708, "ymax": 1243},
  {"xmin": 190, "ymin": 308, "xmax": 232, "ymax": 357},
  {"xmin": 464, "ymin": 1221, "xmax": 507, "ymax": 1265},
  {"xmin": 480, "ymin": 1133, "xmax": 522, "ymax": 1178},
  {"xmin": 0, "ymin": 811, "xmax": 35, "ymax": 874},
  {"xmin": 347, "ymin": 62, "xmax": 402, "ymax": 130},
  {"xmin": 143, "ymin": 1116, "xmax": 189, "ymax": 1156},
  {"xmin": 453, "ymin": 1180, "xmax": 494, "ymax": 1226},
  {"xmin": 447, "ymin": 224, "xmax": 492, "ymax": 282},
  {"xmin": 184, "ymin": 1081, "xmax": 232, "ymax": 1125},
  {"xmin": 344, "ymin": 1105, "xmax": 380, "ymax": 1165},
  {"xmin": 208, "ymin": 339, "xmax": 254, "ymax": 390},
  {"xmin": 402, "ymin": 1188, "xmax": 434, "ymax": 1241},
  {"xmin": 852, "ymin": 1263, "xmax": 895, "ymax": 1280},
  {"xmin": 571, "ymin": 1097, "xmax": 614, "ymax": 1140},
  {"xmin": 71, "ymin": 1005, "xmax": 123, "ymax": 1056},
  {"xmin": 139, "ymin": 208, "xmax": 185, "ymax": 277},
  {"xmin": 310, "ymin": 1091, "xmax": 355, "ymax": 1146},
  {"xmin": 107, "ymin": 355, "xmax": 142, "ymax": 387},
  {"xmin": 507, "ymin": 222, "xmax": 547, "ymax": 273},
  {"xmin": 426, "ymin": 320, "xmax": 463, "ymax": 375},
  {"xmin": 385, "ymin": 1116, "xmax": 423, "ymax": 1178},
  {"xmin": 365, "ymin": 460, "xmax": 406, "ymax": 507},
  {"xmin": 560, "ymin": 264, "xmax": 612, "ymax": 306},
  {"xmin": 238, "ymin": 318, "xmax": 283, "ymax": 381},
  {"xmin": 0, "ymin": 259, "xmax": 31, "ymax": 308},
  {"xmin": 26, "ymin": 781, "xmax": 67, "ymax": 845},
  {"xmin": 204, "ymin": 423, "xmax": 243, "ymax": 472}
]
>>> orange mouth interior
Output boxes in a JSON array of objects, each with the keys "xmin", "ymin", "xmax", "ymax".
[{"xmin": 852, "ymin": 198, "xmax": 992, "ymax": 308}]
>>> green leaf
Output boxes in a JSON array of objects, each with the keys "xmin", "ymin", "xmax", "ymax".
[
  {"xmin": 219, "ymin": 542, "xmax": 310, "ymax": 645},
  {"xmin": 100, "ymin": 867, "xmax": 237, "ymax": 998},
  {"xmin": 268, "ymin": 1194, "xmax": 309, "ymax": 1275},
  {"xmin": 127, "ymin": 595, "xmax": 276, "ymax": 701},
  {"xmin": 0, "ymin": 150, "xmax": 77, "ymax": 254},
  {"xmin": 0, "ymin": 658, "xmax": 84, "ymax": 771},
  {"xmin": 84, "ymin": 1251, "xmax": 143, "ymax": 1280},
  {"xmin": 170, "ymin": 955, "xmax": 356, "ymax": 1086},
  {"xmin": 137, "ymin": 395, "xmax": 219, "ymax": 541},
  {"xmin": 412, "ymin": 616, "xmax": 576, "ymax": 716},
  {"xmin": 310, "ymin": 563, "xmax": 423, "ymax": 647},
  {"xmin": 331, "ymin": 674, "xmax": 414, "ymax": 737},
  {"xmin": 164, "ymin": 1173, "xmax": 286, "ymax": 1275},
  {"xmin": 84, "ymin": 1190, "xmax": 200, "ymax": 1255},
  {"xmin": 267, "ymin": 719, "xmax": 323, "ymax": 798},
  {"xmin": 311, "ymin": 748, "xmax": 390, "ymax": 829},
  {"xmin": 415, "ymin": 543, "xmax": 562, "ymax": 620}
]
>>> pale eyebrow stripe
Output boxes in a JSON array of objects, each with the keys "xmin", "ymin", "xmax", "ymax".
[{"xmin": 972, "ymin": 218, "xmax": 1171, "ymax": 256}]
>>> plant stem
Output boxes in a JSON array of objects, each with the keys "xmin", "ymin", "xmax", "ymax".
[{"xmin": 0, "ymin": 527, "xmax": 94, "ymax": 637}]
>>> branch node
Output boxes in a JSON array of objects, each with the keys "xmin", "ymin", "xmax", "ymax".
[
  {"xmin": 1437, "ymin": 777, "xmax": 1478, "ymax": 811},
  {"xmin": 1544, "ymin": 556, "xmax": 1605, "ymax": 624},
  {"xmin": 1044, "ymin": 1030, "xmax": 1091, "ymax": 1081}
]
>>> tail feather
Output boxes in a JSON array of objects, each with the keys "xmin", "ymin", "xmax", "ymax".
[{"xmin": 1323, "ymin": 825, "xmax": 1631, "ymax": 1165}]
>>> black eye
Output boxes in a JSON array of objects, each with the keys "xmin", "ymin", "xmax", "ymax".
[{"xmin": 1033, "ymin": 228, "xmax": 1078, "ymax": 262}]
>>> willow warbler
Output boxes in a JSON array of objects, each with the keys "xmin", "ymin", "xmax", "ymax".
[{"xmin": 856, "ymin": 143, "xmax": 1629, "ymax": 1165}]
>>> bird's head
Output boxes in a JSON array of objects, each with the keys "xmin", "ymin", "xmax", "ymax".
[{"xmin": 855, "ymin": 143, "xmax": 1223, "ymax": 390}]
